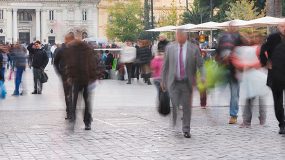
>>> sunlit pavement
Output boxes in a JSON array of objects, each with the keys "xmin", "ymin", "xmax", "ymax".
[{"xmin": 0, "ymin": 63, "xmax": 284, "ymax": 160}]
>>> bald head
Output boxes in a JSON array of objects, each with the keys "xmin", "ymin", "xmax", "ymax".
[
  {"xmin": 278, "ymin": 22, "xmax": 285, "ymax": 36},
  {"xmin": 176, "ymin": 30, "xmax": 188, "ymax": 44}
]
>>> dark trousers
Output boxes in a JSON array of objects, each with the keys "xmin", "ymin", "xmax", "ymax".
[
  {"xmin": 14, "ymin": 67, "xmax": 25, "ymax": 94},
  {"xmin": 33, "ymin": 68, "xmax": 42, "ymax": 92},
  {"xmin": 62, "ymin": 78, "xmax": 72, "ymax": 117},
  {"xmin": 132, "ymin": 64, "xmax": 140, "ymax": 80},
  {"xmin": 200, "ymin": 90, "xmax": 207, "ymax": 107},
  {"xmin": 125, "ymin": 63, "xmax": 133, "ymax": 82},
  {"xmin": 70, "ymin": 83, "xmax": 92, "ymax": 125},
  {"xmin": 272, "ymin": 88, "xmax": 285, "ymax": 128}
]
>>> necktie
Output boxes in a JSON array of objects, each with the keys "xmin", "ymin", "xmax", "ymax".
[{"xmin": 179, "ymin": 44, "xmax": 185, "ymax": 79}]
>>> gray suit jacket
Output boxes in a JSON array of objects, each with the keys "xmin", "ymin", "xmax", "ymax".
[{"xmin": 161, "ymin": 41, "xmax": 205, "ymax": 91}]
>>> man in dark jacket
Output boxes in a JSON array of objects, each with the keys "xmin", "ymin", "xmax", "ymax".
[
  {"xmin": 157, "ymin": 34, "xmax": 169, "ymax": 53},
  {"xmin": 54, "ymin": 33, "xmax": 73, "ymax": 120},
  {"xmin": 260, "ymin": 23, "xmax": 285, "ymax": 134},
  {"xmin": 62, "ymin": 31, "xmax": 100, "ymax": 130},
  {"xmin": 27, "ymin": 41, "xmax": 49, "ymax": 94},
  {"xmin": 216, "ymin": 27, "xmax": 242, "ymax": 124}
]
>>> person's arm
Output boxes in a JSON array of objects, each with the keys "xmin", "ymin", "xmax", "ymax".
[{"xmin": 161, "ymin": 46, "xmax": 170, "ymax": 91}]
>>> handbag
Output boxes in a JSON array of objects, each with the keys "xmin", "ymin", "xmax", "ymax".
[
  {"xmin": 40, "ymin": 71, "xmax": 48, "ymax": 83},
  {"xmin": 0, "ymin": 80, "xmax": 7, "ymax": 99},
  {"xmin": 158, "ymin": 89, "xmax": 170, "ymax": 115}
]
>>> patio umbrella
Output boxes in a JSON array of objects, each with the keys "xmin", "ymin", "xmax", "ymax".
[
  {"xmin": 216, "ymin": 19, "xmax": 249, "ymax": 28},
  {"xmin": 242, "ymin": 16, "xmax": 285, "ymax": 27},
  {"xmin": 146, "ymin": 25, "xmax": 177, "ymax": 32}
]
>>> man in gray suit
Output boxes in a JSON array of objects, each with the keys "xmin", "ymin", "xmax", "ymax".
[{"xmin": 161, "ymin": 30, "xmax": 205, "ymax": 138}]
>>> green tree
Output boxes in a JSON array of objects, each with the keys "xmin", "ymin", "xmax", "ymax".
[
  {"xmin": 158, "ymin": 0, "xmax": 180, "ymax": 26},
  {"xmin": 181, "ymin": 0, "xmax": 210, "ymax": 24},
  {"xmin": 106, "ymin": 0, "xmax": 143, "ymax": 42},
  {"xmin": 225, "ymin": 0, "xmax": 264, "ymax": 20}
]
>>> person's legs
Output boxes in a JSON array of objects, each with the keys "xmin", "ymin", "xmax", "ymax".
[
  {"xmin": 181, "ymin": 84, "xmax": 192, "ymax": 133},
  {"xmin": 229, "ymin": 78, "xmax": 240, "ymax": 124},
  {"xmin": 242, "ymin": 98, "xmax": 254, "ymax": 126},
  {"xmin": 125, "ymin": 63, "xmax": 132, "ymax": 84},
  {"xmin": 83, "ymin": 85, "xmax": 92, "ymax": 130},
  {"xmin": 14, "ymin": 67, "xmax": 24, "ymax": 95},
  {"xmin": 272, "ymin": 88, "xmax": 285, "ymax": 132},
  {"xmin": 258, "ymin": 96, "xmax": 267, "ymax": 125},
  {"xmin": 70, "ymin": 83, "xmax": 80, "ymax": 122},
  {"xmin": 32, "ymin": 68, "xmax": 38, "ymax": 93},
  {"xmin": 169, "ymin": 83, "xmax": 180, "ymax": 127},
  {"xmin": 63, "ymin": 79, "xmax": 72, "ymax": 119},
  {"xmin": 200, "ymin": 90, "xmax": 207, "ymax": 108}
]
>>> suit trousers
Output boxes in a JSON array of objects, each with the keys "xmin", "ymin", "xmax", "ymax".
[
  {"xmin": 169, "ymin": 81, "xmax": 192, "ymax": 133},
  {"xmin": 70, "ymin": 83, "xmax": 92, "ymax": 125},
  {"xmin": 272, "ymin": 88, "xmax": 285, "ymax": 128},
  {"xmin": 33, "ymin": 68, "xmax": 43, "ymax": 92}
]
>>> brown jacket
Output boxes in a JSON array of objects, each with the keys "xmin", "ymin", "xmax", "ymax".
[{"xmin": 63, "ymin": 40, "xmax": 100, "ymax": 85}]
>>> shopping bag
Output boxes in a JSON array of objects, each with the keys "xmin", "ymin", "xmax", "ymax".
[
  {"xmin": 40, "ymin": 71, "xmax": 48, "ymax": 83},
  {"xmin": 0, "ymin": 81, "xmax": 7, "ymax": 99},
  {"xmin": 158, "ymin": 89, "xmax": 170, "ymax": 115}
]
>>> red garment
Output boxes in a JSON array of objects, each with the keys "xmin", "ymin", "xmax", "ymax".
[{"xmin": 150, "ymin": 55, "xmax": 164, "ymax": 79}]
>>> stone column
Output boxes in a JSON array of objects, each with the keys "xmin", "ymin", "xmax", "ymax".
[
  {"xmin": 41, "ymin": 9, "xmax": 47, "ymax": 42},
  {"xmin": 94, "ymin": 7, "xmax": 99, "ymax": 38},
  {"xmin": 6, "ymin": 9, "xmax": 13, "ymax": 43},
  {"xmin": 36, "ymin": 9, "xmax": 41, "ymax": 41},
  {"xmin": 12, "ymin": 8, "xmax": 18, "ymax": 43}
]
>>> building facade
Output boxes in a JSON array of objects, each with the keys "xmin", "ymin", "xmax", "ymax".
[{"xmin": 0, "ymin": 0, "xmax": 100, "ymax": 44}]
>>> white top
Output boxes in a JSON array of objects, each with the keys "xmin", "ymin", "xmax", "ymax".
[
  {"xmin": 120, "ymin": 46, "xmax": 136, "ymax": 63},
  {"xmin": 50, "ymin": 45, "xmax": 57, "ymax": 54},
  {"xmin": 176, "ymin": 41, "xmax": 187, "ymax": 79}
]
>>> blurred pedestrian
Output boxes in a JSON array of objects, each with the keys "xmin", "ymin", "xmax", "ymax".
[
  {"xmin": 161, "ymin": 30, "xmax": 205, "ymax": 138},
  {"xmin": 0, "ymin": 45, "xmax": 9, "ymax": 82},
  {"xmin": 231, "ymin": 32, "xmax": 268, "ymax": 128},
  {"xmin": 50, "ymin": 43, "xmax": 57, "ymax": 65},
  {"xmin": 137, "ymin": 39, "xmax": 152, "ymax": 85},
  {"xmin": 151, "ymin": 51, "xmax": 164, "ymax": 97},
  {"xmin": 54, "ymin": 34, "xmax": 73, "ymax": 120},
  {"xmin": 27, "ymin": 40, "xmax": 49, "ymax": 94},
  {"xmin": 120, "ymin": 40, "xmax": 136, "ymax": 84},
  {"xmin": 10, "ymin": 43, "xmax": 28, "ymax": 96},
  {"xmin": 260, "ymin": 22, "xmax": 285, "ymax": 134},
  {"xmin": 62, "ymin": 30, "xmax": 100, "ymax": 130},
  {"xmin": 216, "ymin": 25, "xmax": 243, "ymax": 124}
]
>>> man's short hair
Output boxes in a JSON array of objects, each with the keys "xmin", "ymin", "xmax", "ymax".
[{"xmin": 34, "ymin": 40, "xmax": 41, "ymax": 44}]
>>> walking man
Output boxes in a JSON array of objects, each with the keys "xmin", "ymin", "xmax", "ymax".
[
  {"xmin": 161, "ymin": 30, "xmax": 205, "ymax": 138},
  {"xmin": 260, "ymin": 23, "xmax": 285, "ymax": 134},
  {"xmin": 27, "ymin": 41, "xmax": 49, "ymax": 94},
  {"xmin": 54, "ymin": 33, "xmax": 73, "ymax": 120},
  {"xmin": 62, "ymin": 30, "xmax": 100, "ymax": 130}
]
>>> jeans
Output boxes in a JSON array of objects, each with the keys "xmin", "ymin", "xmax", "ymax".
[
  {"xmin": 33, "ymin": 68, "xmax": 43, "ymax": 92},
  {"xmin": 14, "ymin": 67, "xmax": 25, "ymax": 95},
  {"xmin": 0, "ymin": 67, "xmax": 5, "ymax": 81},
  {"xmin": 229, "ymin": 78, "xmax": 240, "ymax": 117}
]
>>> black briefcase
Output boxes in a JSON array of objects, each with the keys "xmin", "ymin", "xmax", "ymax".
[
  {"xmin": 158, "ymin": 89, "xmax": 170, "ymax": 115},
  {"xmin": 40, "ymin": 71, "xmax": 48, "ymax": 83}
]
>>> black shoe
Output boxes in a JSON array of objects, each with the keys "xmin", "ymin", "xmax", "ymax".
[
  {"xmin": 31, "ymin": 91, "xmax": 37, "ymax": 94},
  {"xmin": 183, "ymin": 132, "xmax": 191, "ymax": 138},
  {"xmin": 279, "ymin": 127, "xmax": 285, "ymax": 134},
  {"xmin": 65, "ymin": 115, "xmax": 71, "ymax": 120},
  {"xmin": 85, "ymin": 124, "xmax": 91, "ymax": 130},
  {"xmin": 126, "ymin": 81, "xmax": 131, "ymax": 84},
  {"xmin": 37, "ymin": 91, "xmax": 42, "ymax": 94}
]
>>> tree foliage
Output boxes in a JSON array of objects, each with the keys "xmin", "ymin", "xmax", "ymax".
[
  {"xmin": 225, "ymin": 0, "xmax": 264, "ymax": 20},
  {"xmin": 106, "ymin": 0, "xmax": 143, "ymax": 42},
  {"xmin": 158, "ymin": 0, "xmax": 179, "ymax": 26},
  {"xmin": 181, "ymin": 0, "xmax": 210, "ymax": 24}
]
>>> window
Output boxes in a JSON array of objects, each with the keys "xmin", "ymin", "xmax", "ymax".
[
  {"xmin": 0, "ymin": 10, "xmax": 4, "ymax": 20},
  {"xmin": 18, "ymin": 10, "xmax": 32, "ymax": 21},
  {"xmin": 49, "ymin": 10, "xmax": 54, "ymax": 21},
  {"xmin": 82, "ymin": 10, "xmax": 87, "ymax": 21}
]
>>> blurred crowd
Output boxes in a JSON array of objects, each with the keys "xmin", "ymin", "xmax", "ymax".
[{"xmin": 1, "ymin": 23, "xmax": 285, "ymax": 137}]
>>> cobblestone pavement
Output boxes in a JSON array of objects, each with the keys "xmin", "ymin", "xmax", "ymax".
[{"xmin": 0, "ymin": 65, "xmax": 284, "ymax": 160}]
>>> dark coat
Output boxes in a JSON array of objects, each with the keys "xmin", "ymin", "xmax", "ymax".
[
  {"xmin": 136, "ymin": 46, "xmax": 152, "ymax": 64},
  {"xmin": 53, "ymin": 44, "xmax": 66, "ymax": 76},
  {"xmin": 27, "ymin": 43, "xmax": 49, "ymax": 69},
  {"xmin": 260, "ymin": 32, "xmax": 285, "ymax": 89},
  {"xmin": 62, "ymin": 40, "xmax": 100, "ymax": 85}
]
